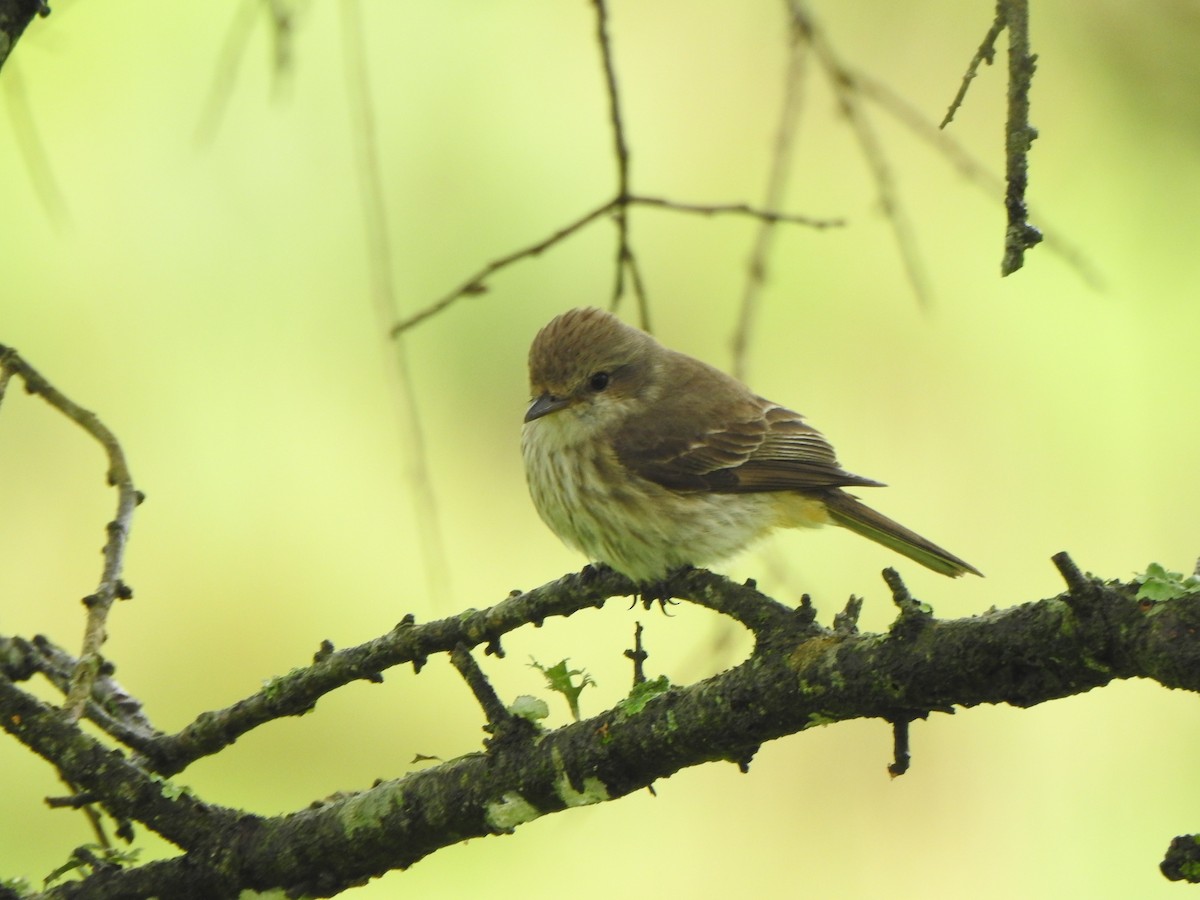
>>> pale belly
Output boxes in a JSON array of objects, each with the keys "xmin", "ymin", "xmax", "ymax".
[{"xmin": 522, "ymin": 421, "xmax": 829, "ymax": 581}]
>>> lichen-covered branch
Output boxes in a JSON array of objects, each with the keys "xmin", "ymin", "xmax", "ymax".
[{"xmin": 2, "ymin": 558, "xmax": 1199, "ymax": 897}]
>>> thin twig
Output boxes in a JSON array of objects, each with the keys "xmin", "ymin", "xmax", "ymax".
[
  {"xmin": 792, "ymin": 1, "xmax": 932, "ymax": 308},
  {"xmin": 732, "ymin": 6, "xmax": 809, "ymax": 380},
  {"xmin": 193, "ymin": 0, "xmax": 259, "ymax": 144},
  {"xmin": 591, "ymin": 0, "xmax": 649, "ymax": 328},
  {"xmin": 0, "ymin": 346, "xmax": 141, "ymax": 721},
  {"xmin": 59, "ymin": 776, "xmax": 112, "ymax": 849},
  {"xmin": 4, "ymin": 63, "xmax": 71, "ymax": 226},
  {"xmin": 622, "ymin": 248, "xmax": 651, "ymax": 330},
  {"xmin": 391, "ymin": 199, "xmax": 618, "ymax": 336},
  {"xmin": 392, "ymin": 193, "xmax": 841, "ymax": 339},
  {"xmin": 449, "ymin": 644, "xmax": 508, "ymax": 728},
  {"xmin": 940, "ymin": 11, "xmax": 1006, "ymax": 129},
  {"xmin": 265, "ymin": 0, "xmax": 301, "ymax": 97},
  {"xmin": 1000, "ymin": 0, "xmax": 1042, "ymax": 275},
  {"xmin": 631, "ymin": 194, "xmax": 842, "ymax": 229},
  {"xmin": 142, "ymin": 567, "xmax": 625, "ymax": 775},
  {"xmin": 342, "ymin": 0, "xmax": 451, "ymax": 604},
  {"xmin": 856, "ymin": 74, "xmax": 1103, "ymax": 290},
  {"xmin": 195, "ymin": 0, "xmax": 303, "ymax": 144}
]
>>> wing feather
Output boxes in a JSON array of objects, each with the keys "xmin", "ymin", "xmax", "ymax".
[{"xmin": 614, "ymin": 354, "xmax": 880, "ymax": 494}]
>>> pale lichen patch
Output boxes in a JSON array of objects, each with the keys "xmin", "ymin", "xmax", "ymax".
[{"xmin": 485, "ymin": 792, "xmax": 541, "ymax": 832}]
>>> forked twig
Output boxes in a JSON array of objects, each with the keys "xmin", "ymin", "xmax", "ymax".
[
  {"xmin": 733, "ymin": 8, "xmax": 810, "ymax": 380},
  {"xmin": 790, "ymin": 0, "xmax": 931, "ymax": 308},
  {"xmin": 390, "ymin": 196, "xmax": 840, "ymax": 337},
  {"xmin": 0, "ymin": 346, "xmax": 141, "ymax": 721},
  {"xmin": 940, "ymin": 11, "xmax": 1006, "ymax": 129}
]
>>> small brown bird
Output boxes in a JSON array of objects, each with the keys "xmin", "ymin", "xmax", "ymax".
[{"xmin": 521, "ymin": 307, "xmax": 980, "ymax": 582}]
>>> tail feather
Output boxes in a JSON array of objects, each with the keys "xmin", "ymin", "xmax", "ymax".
[{"xmin": 823, "ymin": 492, "xmax": 982, "ymax": 578}]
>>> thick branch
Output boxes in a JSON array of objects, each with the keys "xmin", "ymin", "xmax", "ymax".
[
  {"xmin": 5, "ymin": 562, "xmax": 1198, "ymax": 896},
  {"xmin": 0, "ymin": 676, "xmax": 246, "ymax": 854},
  {"xmin": 140, "ymin": 567, "xmax": 627, "ymax": 775}
]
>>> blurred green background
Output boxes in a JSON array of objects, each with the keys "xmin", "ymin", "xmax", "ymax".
[{"xmin": 2, "ymin": 1, "xmax": 1198, "ymax": 897}]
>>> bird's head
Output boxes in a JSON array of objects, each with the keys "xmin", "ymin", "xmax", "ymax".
[{"xmin": 524, "ymin": 307, "xmax": 660, "ymax": 435}]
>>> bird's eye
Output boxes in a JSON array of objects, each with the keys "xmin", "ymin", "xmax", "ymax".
[{"xmin": 588, "ymin": 372, "xmax": 610, "ymax": 392}]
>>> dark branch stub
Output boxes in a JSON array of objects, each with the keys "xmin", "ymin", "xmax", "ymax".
[
  {"xmin": 1161, "ymin": 834, "xmax": 1200, "ymax": 883},
  {"xmin": 449, "ymin": 644, "xmax": 508, "ymax": 730},
  {"xmin": 833, "ymin": 596, "xmax": 862, "ymax": 635},
  {"xmin": 450, "ymin": 644, "xmax": 537, "ymax": 751},
  {"xmin": 884, "ymin": 568, "xmax": 934, "ymax": 641},
  {"xmin": 624, "ymin": 621, "xmax": 648, "ymax": 685},
  {"xmin": 887, "ymin": 718, "xmax": 911, "ymax": 777}
]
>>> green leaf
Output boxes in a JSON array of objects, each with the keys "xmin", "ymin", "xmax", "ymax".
[
  {"xmin": 528, "ymin": 658, "xmax": 596, "ymax": 721},
  {"xmin": 616, "ymin": 675, "xmax": 672, "ymax": 716},
  {"xmin": 1134, "ymin": 562, "xmax": 1200, "ymax": 602}
]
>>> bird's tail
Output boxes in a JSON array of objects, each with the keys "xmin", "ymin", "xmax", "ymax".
[{"xmin": 823, "ymin": 492, "xmax": 982, "ymax": 578}]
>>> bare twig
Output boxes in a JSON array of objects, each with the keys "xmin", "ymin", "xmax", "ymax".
[
  {"xmin": 0, "ymin": 346, "xmax": 141, "ymax": 721},
  {"xmin": 631, "ymin": 195, "xmax": 841, "ymax": 229},
  {"xmin": 732, "ymin": 6, "xmax": 810, "ymax": 380},
  {"xmin": 1000, "ymin": 0, "xmax": 1042, "ymax": 275},
  {"xmin": 342, "ymin": 0, "xmax": 451, "ymax": 605},
  {"xmin": 142, "ymin": 568, "xmax": 624, "ymax": 775},
  {"xmin": 856, "ymin": 74, "xmax": 1103, "ymax": 290},
  {"xmin": 195, "ymin": 0, "xmax": 305, "ymax": 143},
  {"xmin": 3, "ymin": 63, "xmax": 71, "ymax": 226},
  {"xmin": 265, "ymin": 0, "xmax": 302, "ymax": 95},
  {"xmin": 392, "ymin": 196, "xmax": 838, "ymax": 338},
  {"xmin": 394, "ymin": 2, "xmax": 841, "ymax": 340},
  {"xmin": 193, "ymin": 0, "xmax": 259, "ymax": 144},
  {"xmin": 591, "ymin": 0, "xmax": 650, "ymax": 328},
  {"xmin": 57, "ymin": 776, "xmax": 113, "ymax": 850},
  {"xmin": 391, "ymin": 199, "xmax": 619, "ymax": 335},
  {"xmin": 791, "ymin": 1, "xmax": 932, "ymax": 308},
  {"xmin": 450, "ymin": 644, "xmax": 509, "ymax": 730},
  {"xmin": 940, "ymin": 10, "xmax": 1006, "ymax": 129}
]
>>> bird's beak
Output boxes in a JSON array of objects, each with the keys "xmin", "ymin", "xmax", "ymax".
[{"xmin": 525, "ymin": 393, "xmax": 570, "ymax": 423}]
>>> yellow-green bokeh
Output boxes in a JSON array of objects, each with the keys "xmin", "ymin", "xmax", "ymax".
[{"xmin": 1, "ymin": 1, "xmax": 1197, "ymax": 897}]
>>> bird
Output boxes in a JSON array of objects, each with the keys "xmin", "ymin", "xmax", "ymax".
[{"xmin": 521, "ymin": 306, "xmax": 980, "ymax": 583}]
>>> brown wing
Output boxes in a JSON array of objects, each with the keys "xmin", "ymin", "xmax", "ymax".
[{"xmin": 615, "ymin": 354, "xmax": 881, "ymax": 494}]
